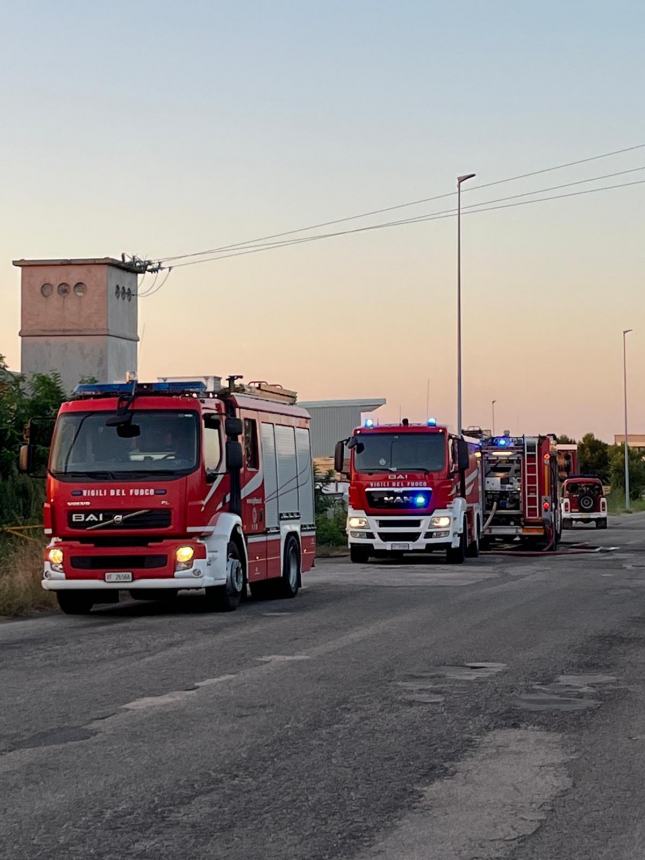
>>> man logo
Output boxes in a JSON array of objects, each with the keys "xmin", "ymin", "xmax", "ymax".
[{"xmin": 113, "ymin": 514, "xmax": 123, "ymax": 524}]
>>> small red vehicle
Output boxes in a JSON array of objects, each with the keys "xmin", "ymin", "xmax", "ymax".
[{"xmin": 561, "ymin": 476, "xmax": 607, "ymax": 529}]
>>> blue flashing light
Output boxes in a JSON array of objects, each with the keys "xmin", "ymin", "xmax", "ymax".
[
  {"xmin": 427, "ymin": 417, "xmax": 437, "ymax": 426},
  {"xmin": 73, "ymin": 382, "xmax": 134, "ymax": 396},
  {"xmin": 73, "ymin": 381, "xmax": 208, "ymax": 397},
  {"xmin": 414, "ymin": 494, "xmax": 427, "ymax": 507},
  {"xmin": 364, "ymin": 418, "xmax": 375, "ymax": 428}
]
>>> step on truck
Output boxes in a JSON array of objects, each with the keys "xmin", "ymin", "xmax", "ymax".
[
  {"xmin": 480, "ymin": 434, "xmax": 562, "ymax": 548},
  {"xmin": 335, "ymin": 419, "xmax": 482, "ymax": 564},
  {"xmin": 20, "ymin": 377, "xmax": 316, "ymax": 614}
]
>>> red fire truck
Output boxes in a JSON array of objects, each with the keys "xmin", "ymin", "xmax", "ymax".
[
  {"xmin": 480, "ymin": 435, "xmax": 562, "ymax": 547},
  {"xmin": 335, "ymin": 420, "xmax": 482, "ymax": 564},
  {"xmin": 20, "ymin": 378, "xmax": 315, "ymax": 614}
]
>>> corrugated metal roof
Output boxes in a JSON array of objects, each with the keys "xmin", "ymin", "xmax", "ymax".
[
  {"xmin": 298, "ymin": 398, "xmax": 386, "ymax": 458},
  {"xmin": 299, "ymin": 398, "xmax": 385, "ymax": 410}
]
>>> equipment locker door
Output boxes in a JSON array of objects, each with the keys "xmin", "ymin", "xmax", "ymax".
[{"xmin": 261, "ymin": 422, "xmax": 281, "ymax": 578}]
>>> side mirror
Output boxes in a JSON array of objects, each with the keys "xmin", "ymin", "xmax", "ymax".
[
  {"xmin": 456, "ymin": 439, "xmax": 470, "ymax": 472},
  {"xmin": 19, "ymin": 444, "xmax": 32, "ymax": 473},
  {"xmin": 334, "ymin": 440, "xmax": 345, "ymax": 474},
  {"xmin": 226, "ymin": 439, "xmax": 243, "ymax": 471},
  {"xmin": 225, "ymin": 417, "xmax": 243, "ymax": 438}
]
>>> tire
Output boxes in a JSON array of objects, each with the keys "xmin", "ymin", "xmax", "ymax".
[
  {"xmin": 579, "ymin": 494, "xmax": 594, "ymax": 512},
  {"xmin": 447, "ymin": 520, "xmax": 467, "ymax": 565},
  {"xmin": 466, "ymin": 517, "xmax": 480, "ymax": 558},
  {"xmin": 57, "ymin": 591, "xmax": 95, "ymax": 615},
  {"xmin": 596, "ymin": 518, "xmax": 608, "ymax": 530},
  {"xmin": 276, "ymin": 536, "xmax": 301, "ymax": 599},
  {"xmin": 350, "ymin": 545, "xmax": 371, "ymax": 564},
  {"xmin": 204, "ymin": 540, "xmax": 245, "ymax": 612}
]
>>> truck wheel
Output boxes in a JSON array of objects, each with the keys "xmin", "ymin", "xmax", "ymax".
[
  {"xmin": 204, "ymin": 541, "xmax": 245, "ymax": 612},
  {"xmin": 447, "ymin": 521, "xmax": 467, "ymax": 565},
  {"xmin": 350, "ymin": 545, "xmax": 370, "ymax": 564},
  {"xmin": 466, "ymin": 518, "xmax": 480, "ymax": 558},
  {"xmin": 57, "ymin": 592, "xmax": 95, "ymax": 615},
  {"xmin": 276, "ymin": 536, "xmax": 301, "ymax": 598},
  {"xmin": 596, "ymin": 518, "xmax": 608, "ymax": 529}
]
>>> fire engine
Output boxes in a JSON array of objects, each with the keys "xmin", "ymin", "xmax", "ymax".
[
  {"xmin": 335, "ymin": 420, "xmax": 482, "ymax": 563},
  {"xmin": 20, "ymin": 377, "xmax": 316, "ymax": 614},
  {"xmin": 480, "ymin": 434, "xmax": 562, "ymax": 547}
]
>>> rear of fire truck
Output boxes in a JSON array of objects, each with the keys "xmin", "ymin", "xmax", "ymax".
[
  {"xmin": 480, "ymin": 435, "xmax": 562, "ymax": 548},
  {"xmin": 335, "ymin": 421, "xmax": 482, "ymax": 564}
]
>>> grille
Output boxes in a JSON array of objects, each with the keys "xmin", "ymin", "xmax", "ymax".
[
  {"xmin": 67, "ymin": 509, "xmax": 171, "ymax": 530},
  {"xmin": 367, "ymin": 490, "xmax": 431, "ymax": 510},
  {"xmin": 70, "ymin": 555, "xmax": 168, "ymax": 570},
  {"xmin": 377, "ymin": 519, "xmax": 422, "ymax": 528},
  {"xmin": 377, "ymin": 532, "xmax": 421, "ymax": 543}
]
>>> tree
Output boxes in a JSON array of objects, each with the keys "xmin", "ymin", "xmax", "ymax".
[
  {"xmin": 0, "ymin": 357, "xmax": 66, "ymax": 523},
  {"xmin": 556, "ymin": 434, "xmax": 576, "ymax": 444},
  {"xmin": 577, "ymin": 433, "xmax": 610, "ymax": 483},
  {"xmin": 609, "ymin": 445, "xmax": 645, "ymax": 501}
]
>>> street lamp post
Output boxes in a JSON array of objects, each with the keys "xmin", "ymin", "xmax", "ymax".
[
  {"xmin": 491, "ymin": 399, "xmax": 496, "ymax": 436},
  {"xmin": 457, "ymin": 172, "xmax": 476, "ymax": 435},
  {"xmin": 623, "ymin": 329, "xmax": 633, "ymax": 512}
]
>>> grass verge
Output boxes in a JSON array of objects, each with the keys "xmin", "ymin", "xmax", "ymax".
[
  {"xmin": 0, "ymin": 538, "xmax": 56, "ymax": 617},
  {"xmin": 606, "ymin": 490, "xmax": 645, "ymax": 515}
]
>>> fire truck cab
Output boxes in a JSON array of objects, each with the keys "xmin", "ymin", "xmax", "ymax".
[
  {"xmin": 335, "ymin": 420, "xmax": 482, "ymax": 564},
  {"xmin": 480, "ymin": 435, "xmax": 562, "ymax": 547},
  {"xmin": 21, "ymin": 378, "xmax": 316, "ymax": 614}
]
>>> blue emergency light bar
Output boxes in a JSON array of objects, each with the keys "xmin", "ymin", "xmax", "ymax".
[{"xmin": 73, "ymin": 381, "xmax": 208, "ymax": 397}]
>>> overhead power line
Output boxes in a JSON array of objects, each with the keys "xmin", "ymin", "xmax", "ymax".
[
  {"xmin": 167, "ymin": 175, "xmax": 645, "ymax": 269},
  {"xmin": 156, "ymin": 142, "xmax": 645, "ymax": 265}
]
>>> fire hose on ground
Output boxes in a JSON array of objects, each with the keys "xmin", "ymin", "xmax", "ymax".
[{"xmin": 479, "ymin": 503, "xmax": 606, "ymax": 556}]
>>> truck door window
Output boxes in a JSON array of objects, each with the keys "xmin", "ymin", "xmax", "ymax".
[
  {"xmin": 244, "ymin": 419, "xmax": 259, "ymax": 469},
  {"xmin": 203, "ymin": 415, "xmax": 222, "ymax": 472}
]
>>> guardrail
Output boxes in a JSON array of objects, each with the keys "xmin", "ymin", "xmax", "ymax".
[{"xmin": 0, "ymin": 525, "xmax": 43, "ymax": 543}]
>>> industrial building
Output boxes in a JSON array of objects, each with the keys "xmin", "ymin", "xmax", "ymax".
[
  {"xmin": 298, "ymin": 398, "xmax": 386, "ymax": 465},
  {"xmin": 14, "ymin": 257, "xmax": 139, "ymax": 393}
]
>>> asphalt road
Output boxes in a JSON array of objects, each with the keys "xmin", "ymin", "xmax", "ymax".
[{"xmin": 2, "ymin": 513, "xmax": 645, "ymax": 860}]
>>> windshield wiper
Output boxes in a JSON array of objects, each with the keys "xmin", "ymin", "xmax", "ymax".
[
  {"xmin": 388, "ymin": 466, "xmax": 431, "ymax": 473},
  {"xmin": 52, "ymin": 470, "xmax": 116, "ymax": 480}
]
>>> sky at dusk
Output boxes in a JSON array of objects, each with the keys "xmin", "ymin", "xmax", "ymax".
[{"xmin": 1, "ymin": 1, "xmax": 644, "ymax": 443}]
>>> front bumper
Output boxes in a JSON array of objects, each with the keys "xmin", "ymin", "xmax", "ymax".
[
  {"xmin": 346, "ymin": 508, "xmax": 460, "ymax": 551},
  {"xmin": 41, "ymin": 538, "xmax": 226, "ymax": 592}
]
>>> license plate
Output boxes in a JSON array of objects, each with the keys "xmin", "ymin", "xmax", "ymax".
[
  {"xmin": 105, "ymin": 571, "xmax": 133, "ymax": 583},
  {"xmin": 391, "ymin": 543, "xmax": 410, "ymax": 551}
]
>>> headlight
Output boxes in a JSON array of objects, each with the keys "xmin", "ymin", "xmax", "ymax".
[
  {"xmin": 48, "ymin": 548, "xmax": 64, "ymax": 566},
  {"xmin": 176, "ymin": 546, "xmax": 195, "ymax": 564},
  {"xmin": 348, "ymin": 516, "xmax": 368, "ymax": 529},
  {"xmin": 431, "ymin": 516, "xmax": 451, "ymax": 528}
]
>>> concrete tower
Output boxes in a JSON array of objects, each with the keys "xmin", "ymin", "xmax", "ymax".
[{"xmin": 14, "ymin": 257, "xmax": 139, "ymax": 392}]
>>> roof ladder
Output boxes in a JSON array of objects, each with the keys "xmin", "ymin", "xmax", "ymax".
[{"xmin": 524, "ymin": 437, "xmax": 540, "ymax": 520}]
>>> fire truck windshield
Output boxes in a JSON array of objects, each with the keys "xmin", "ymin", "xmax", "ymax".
[
  {"xmin": 49, "ymin": 410, "xmax": 200, "ymax": 478},
  {"xmin": 354, "ymin": 432, "xmax": 445, "ymax": 473}
]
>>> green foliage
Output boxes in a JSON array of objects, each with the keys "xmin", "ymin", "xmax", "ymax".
[
  {"xmin": 609, "ymin": 445, "xmax": 645, "ymax": 501},
  {"xmin": 577, "ymin": 433, "xmax": 610, "ymax": 483},
  {"xmin": 0, "ymin": 355, "xmax": 66, "ymax": 524},
  {"xmin": 556, "ymin": 434, "xmax": 576, "ymax": 444},
  {"xmin": 314, "ymin": 466, "xmax": 347, "ymax": 546}
]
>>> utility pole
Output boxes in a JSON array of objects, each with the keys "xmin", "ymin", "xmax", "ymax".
[
  {"xmin": 623, "ymin": 329, "xmax": 633, "ymax": 512},
  {"xmin": 491, "ymin": 399, "xmax": 496, "ymax": 436},
  {"xmin": 456, "ymin": 172, "xmax": 476, "ymax": 435}
]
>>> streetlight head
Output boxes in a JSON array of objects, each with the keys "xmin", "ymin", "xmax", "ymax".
[
  {"xmin": 623, "ymin": 328, "xmax": 633, "ymax": 335},
  {"xmin": 457, "ymin": 173, "xmax": 476, "ymax": 184}
]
